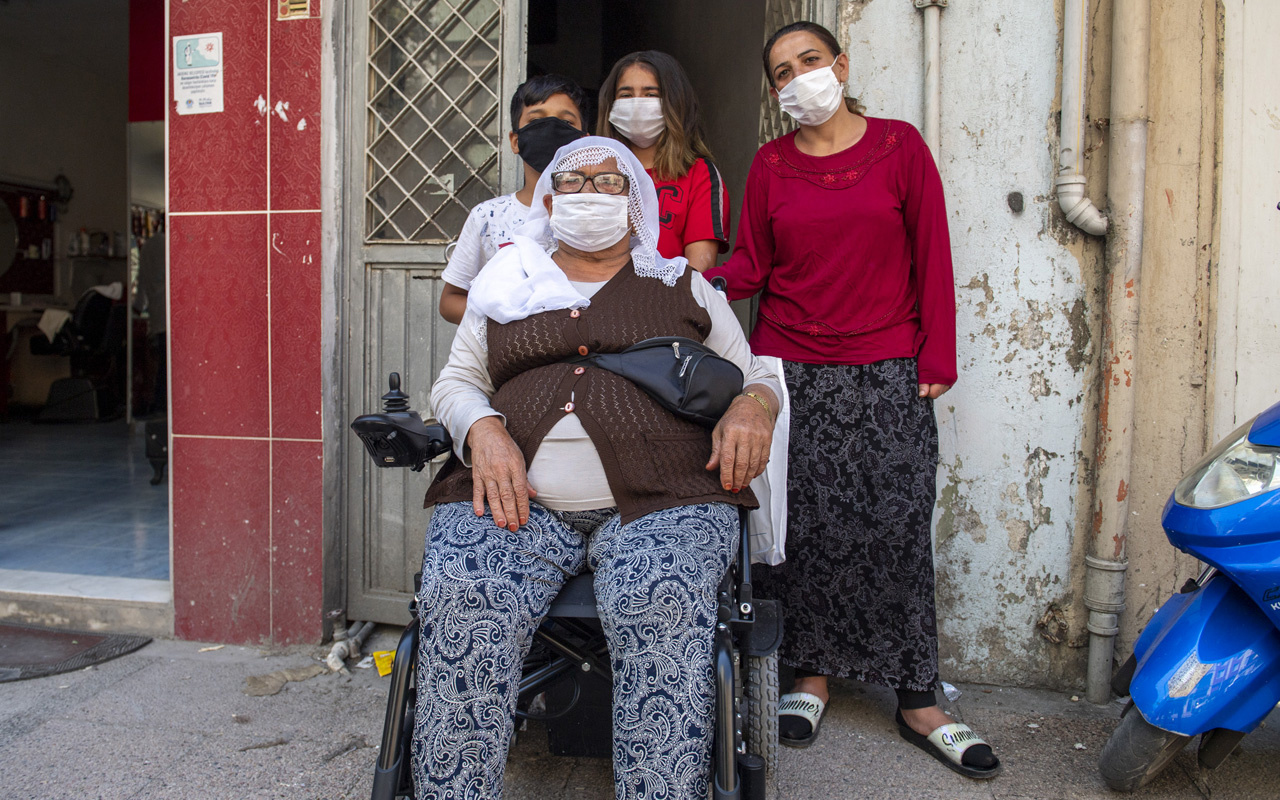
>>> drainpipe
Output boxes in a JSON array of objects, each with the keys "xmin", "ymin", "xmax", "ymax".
[
  {"xmin": 914, "ymin": 0, "xmax": 946, "ymax": 154},
  {"xmin": 1085, "ymin": 0, "xmax": 1149, "ymax": 705},
  {"xmin": 325, "ymin": 619, "xmax": 375, "ymax": 672},
  {"xmin": 1057, "ymin": 0, "xmax": 1108, "ymax": 235}
]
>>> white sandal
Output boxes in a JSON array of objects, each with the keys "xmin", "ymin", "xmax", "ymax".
[
  {"xmin": 895, "ymin": 709, "xmax": 1002, "ymax": 779},
  {"xmin": 778, "ymin": 691, "xmax": 826, "ymax": 748}
]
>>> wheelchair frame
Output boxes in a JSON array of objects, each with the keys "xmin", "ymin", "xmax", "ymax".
[{"xmin": 355, "ymin": 374, "xmax": 780, "ymax": 800}]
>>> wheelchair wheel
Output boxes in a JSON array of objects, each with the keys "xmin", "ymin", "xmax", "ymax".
[{"xmin": 746, "ymin": 651, "xmax": 779, "ymax": 799}]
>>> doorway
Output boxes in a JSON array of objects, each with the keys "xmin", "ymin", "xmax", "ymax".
[
  {"xmin": 340, "ymin": 0, "xmax": 823, "ymax": 623},
  {"xmin": 527, "ymin": 0, "xmax": 767, "ymax": 234},
  {"xmin": 0, "ymin": 0, "xmax": 170, "ymax": 631}
]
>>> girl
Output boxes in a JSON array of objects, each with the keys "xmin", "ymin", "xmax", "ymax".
[{"xmin": 597, "ymin": 51, "xmax": 729, "ymax": 272}]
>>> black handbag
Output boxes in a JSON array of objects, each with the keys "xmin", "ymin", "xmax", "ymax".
[{"xmin": 571, "ymin": 336, "xmax": 743, "ymax": 428}]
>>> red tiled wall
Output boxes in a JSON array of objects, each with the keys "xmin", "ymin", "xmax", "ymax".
[{"xmin": 169, "ymin": 1, "xmax": 323, "ymax": 645}]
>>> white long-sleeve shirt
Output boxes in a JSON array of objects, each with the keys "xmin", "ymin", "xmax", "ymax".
[{"xmin": 430, "ymin": 270, "xmax": 783, "ymax": 510}]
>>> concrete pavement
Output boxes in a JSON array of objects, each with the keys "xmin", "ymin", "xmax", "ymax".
[{"xmin": 1, "ymin": 627, "xmax": 1277, "ymax": 799}]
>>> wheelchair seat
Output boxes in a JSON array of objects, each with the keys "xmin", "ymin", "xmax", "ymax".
[{"xmin": 547, "ymin": 571, "xmax": 599, "ymax": 618}]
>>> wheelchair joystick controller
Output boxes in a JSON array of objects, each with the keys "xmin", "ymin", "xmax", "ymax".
[
  {"xmin": 350, "ymin": 372, "xmax": 453, "ymax": 471},
  {"xmin": 381, "ymin": 372, "xmax": 410, "ymax": 413}
]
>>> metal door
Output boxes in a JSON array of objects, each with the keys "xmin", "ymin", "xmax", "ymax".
[{"xmin": 342, "ymin": 0, "xmax": 525, "ymax": 623}]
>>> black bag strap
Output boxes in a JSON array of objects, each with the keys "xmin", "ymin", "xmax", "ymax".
[{"xmin": 562, "ymin": 336, "xmax": 715, "ymax": 367}]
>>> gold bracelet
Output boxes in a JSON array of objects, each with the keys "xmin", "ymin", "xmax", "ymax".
[{"xmin": 744, "ymin": 391, "xmax": 771, "ymax": 419}]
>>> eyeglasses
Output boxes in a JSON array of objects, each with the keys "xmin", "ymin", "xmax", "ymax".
[{"xmin": 550, "ymin": 170, "xmax": 629, "ymax": 195}]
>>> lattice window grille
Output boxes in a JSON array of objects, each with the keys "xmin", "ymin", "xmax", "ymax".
[
  {"xmin": 365, "ymin": 0, "xmax": 505, "ymax": 242},
  {"xmin": 759, "ymin": 0, "xmax": 808, "ymax": 145}
]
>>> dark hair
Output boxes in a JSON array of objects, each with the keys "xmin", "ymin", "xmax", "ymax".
[
  {"xmin": 510, "ymin": 74, "xmax": 591, "ymax": 130},
  {"xmin": 597, "ymin": 51, "xmax": 714, "ymax": 181},
  {"xmin": 762, "ymin": 21, "xmax": 864, "ymax": 114}
]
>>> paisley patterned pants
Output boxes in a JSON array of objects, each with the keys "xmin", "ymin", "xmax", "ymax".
[{"xmin": 411, "ymin": 500, "xmax": 738, "ymax": 800}]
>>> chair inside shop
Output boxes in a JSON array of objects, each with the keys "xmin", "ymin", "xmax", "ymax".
[{"xmin": 29, "ymin": 288, "xmax": 127, "ymax": 421}]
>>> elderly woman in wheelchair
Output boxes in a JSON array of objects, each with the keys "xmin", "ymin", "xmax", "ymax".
[{"xmin": 414, "ymin": 137, "xmax": 781, "ymax": 800}]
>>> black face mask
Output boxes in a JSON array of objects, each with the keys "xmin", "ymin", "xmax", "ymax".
[{"xmin": 515, "ymin": 116, "xmax": 587, "ymax": 173}]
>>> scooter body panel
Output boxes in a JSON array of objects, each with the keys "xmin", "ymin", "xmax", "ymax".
[
  {"xmin": 1129, "ymin": 574, "xmax": 1280, "ymax": 736},
  {"xmin": 1249, "ymin": 403, "xmax": 1280, "ymax": 447},
  {"xmin": 1163, "ymin": 495, "xmax": 1280, "ymax": 638},
  {"xmin": 1163, "ymin": 487, "xmax": 1280, "ymax": 549}
]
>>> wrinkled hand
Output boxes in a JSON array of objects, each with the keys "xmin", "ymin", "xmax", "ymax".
[
  {"xmin": 466, "ymin": 416, "xmax": 536, "ymax": 531},
  {"xmin": 918, "ymin": 383, "xmax": 951, "ymax": 400},
  {"xmin": 706, "ymin": 389, "xmax": 776, "ymax": 493}
]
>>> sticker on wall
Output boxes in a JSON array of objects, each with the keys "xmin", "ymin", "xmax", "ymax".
[{"xmin": 173, "ymin": 32, "xmax": 224, "ymax": 115}]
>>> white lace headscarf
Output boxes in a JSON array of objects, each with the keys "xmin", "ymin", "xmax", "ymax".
[
  {"xmin": 517, "ymin": 136, "xmax": 687, "ymax": 285},
  {"xmin": 465, "ymin": 137, "xmax": 687, "ymax": 341}
]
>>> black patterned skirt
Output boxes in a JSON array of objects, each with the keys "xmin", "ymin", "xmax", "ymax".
[{"xmin": 758, "ymin": 358, "xmax": 940, "ymax": 691}]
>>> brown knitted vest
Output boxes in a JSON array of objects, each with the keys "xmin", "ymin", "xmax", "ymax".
[{"xmin": 424, "ymin": 264, "xmax": 757, "ymax": 523}]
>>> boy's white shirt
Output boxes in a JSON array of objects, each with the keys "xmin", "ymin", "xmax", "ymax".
[{"xmin": 440, "ymin": 193, "xmax": 532, "ymax": 290}]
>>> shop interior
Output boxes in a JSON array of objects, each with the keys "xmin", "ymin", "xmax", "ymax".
[{"xmin": 0, "ymin": 0, "xmax": 168, "ymax": 598}]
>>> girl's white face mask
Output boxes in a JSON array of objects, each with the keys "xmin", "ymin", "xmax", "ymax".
[
  {"xmin": 608, "ymin": 97, "xmax": 666, "ymax": 149},
  {"xmin": 549, "ymin": 193, "xmax": 631, "ymax": 252},
  {"xmin": 776, "ymin": 65, "xmax": 845, "ymax": 127}
]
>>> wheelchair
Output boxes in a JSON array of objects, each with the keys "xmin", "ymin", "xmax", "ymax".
[{"xmin": 353, "ymin": 373, "xmax": 781, "ymax": 800}]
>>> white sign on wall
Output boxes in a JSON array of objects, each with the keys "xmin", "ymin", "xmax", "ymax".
[{"xmin": 173, "ymin": 32, "xmax": 224, "ymax": 115}]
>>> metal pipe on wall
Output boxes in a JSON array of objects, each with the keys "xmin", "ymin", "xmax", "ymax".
[
  {"xmin": 915, "ymin": 0, "xmax": 945, "ymax": 154},
  {"xmin": 1057, "ymin": 0, "xmax": 1108, "ymax": 235},
  {"xmin": 1085, "ymin": 0, "xmax": 1150, "ymax": 705}
]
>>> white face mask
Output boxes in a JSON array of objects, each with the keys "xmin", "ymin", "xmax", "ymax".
[
  {"xmin": 549, "ymin": 193, "xmax": 631, "ymax": 252},
  {"xmin": 608, "ymin": 97, "xmax": 666, "ymax": 149},
  {"xmin": 776, "ymin": 65, "xmax": 845, "ymax": 127}
]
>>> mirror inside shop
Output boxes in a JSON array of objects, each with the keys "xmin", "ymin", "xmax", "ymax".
[{"xmin": 1, "ymin": 0, "xmax": 169, "ymax": 604}]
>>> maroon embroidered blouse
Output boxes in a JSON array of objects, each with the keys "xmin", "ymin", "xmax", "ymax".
[{"xmin": 706, "ymin": 117, "xmax": 957, "ymax": 385}]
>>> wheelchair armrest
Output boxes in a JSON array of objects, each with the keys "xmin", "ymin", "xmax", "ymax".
[{"xmin": 351, "ymin": 412, "xmax": 452, "ymax": 471}]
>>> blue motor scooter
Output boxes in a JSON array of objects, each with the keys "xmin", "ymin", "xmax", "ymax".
[{"xmin": 1099, "ymin": 399, "xmax": 1280, "ymax": 791}]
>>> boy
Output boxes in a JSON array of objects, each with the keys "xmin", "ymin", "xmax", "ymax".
[{"xmin": 438, "ymin": 74, "xmax": 591, "ymax": 323}]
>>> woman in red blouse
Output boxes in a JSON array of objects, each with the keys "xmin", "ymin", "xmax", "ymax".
[
  {"xmin": 706, "ymin": 22, "xmax": 1001, "ymax": 780},
  {"xmin": 597, "ymin": 51, "xmax": 731, "ymax": 272}
]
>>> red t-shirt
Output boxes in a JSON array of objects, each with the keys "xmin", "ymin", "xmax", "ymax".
[
  {"xmin": 647, "ymin": 158, "xmax": 731, "ymax": 260},
  {"xmin": 705, "ymin": 118, "xmax": 957, "ymax": 385}
]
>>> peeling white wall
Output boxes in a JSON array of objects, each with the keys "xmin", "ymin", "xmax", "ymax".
[{"xmin": 843, "ymin": 1, "xmax": 1088, "ymax": 685}]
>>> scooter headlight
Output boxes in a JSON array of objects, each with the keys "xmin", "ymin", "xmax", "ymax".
[{"xmin": 1175, "ymin": 417, "xmax": 1280, "ymax": 508}]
